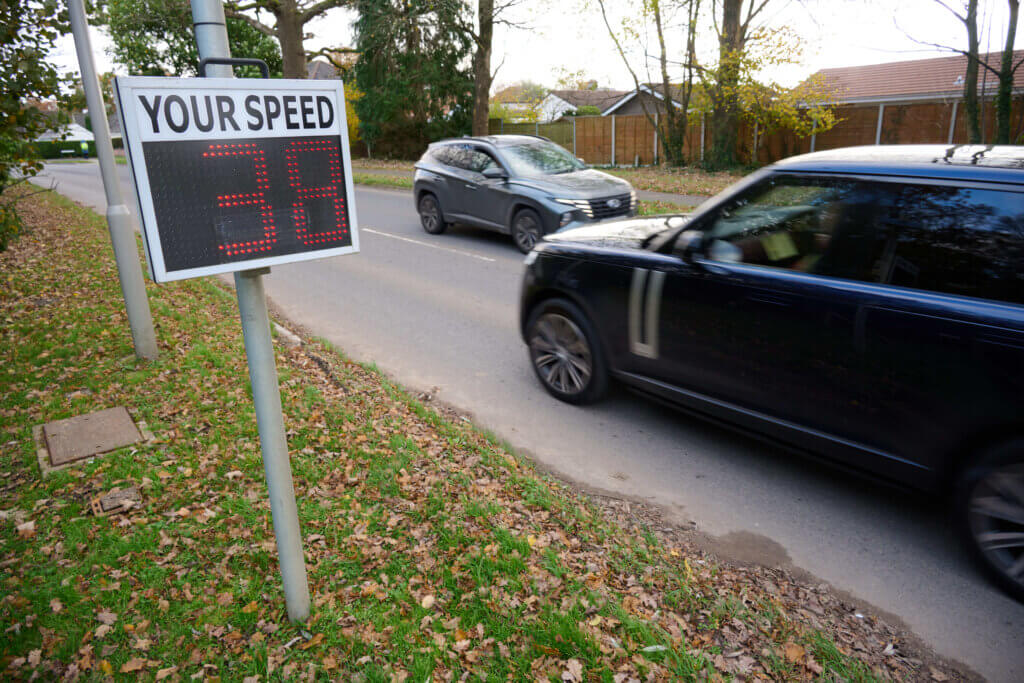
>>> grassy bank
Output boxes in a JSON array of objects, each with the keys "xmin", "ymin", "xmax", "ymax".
[{"xmin": 0, "ymin": 189, "xmax": 955, "ymax": 681}]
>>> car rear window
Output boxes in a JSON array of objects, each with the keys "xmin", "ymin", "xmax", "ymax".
[{"xmin": 884, "ymin": 185, "xmax": 1024, "ymax": 305}]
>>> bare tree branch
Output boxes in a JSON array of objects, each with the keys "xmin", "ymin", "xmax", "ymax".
[{"xmin": 223, "ymin": 8, "xmax": 278, "ymax": 37}]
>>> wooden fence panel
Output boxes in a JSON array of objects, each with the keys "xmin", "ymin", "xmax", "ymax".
[
  {"xmin": 575, "ymin": 116, "xmax": 613, "ymax": 165},
  {"xmin": 815, "ymin": 105, "xmax": 879, "ymax": 150},
  {"xmin": 882, "ymin": 102, "xmax": 953, "ymax": 144}
]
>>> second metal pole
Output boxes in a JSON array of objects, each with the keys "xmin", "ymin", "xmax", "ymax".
[
  {"xmin": 68, "ymin": 0, "xmax": 158, "ymax": 360},
  {"xmin": 190, "ymin": 0, "xmax": 310, "ymax": 622}
]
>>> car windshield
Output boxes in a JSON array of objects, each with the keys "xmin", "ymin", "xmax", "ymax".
[{"xmin": 502, "ymin": 142, "xmax": 584, "ymax": 176}]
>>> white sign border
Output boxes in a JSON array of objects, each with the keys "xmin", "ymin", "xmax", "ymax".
[{"xmin": 114, "ymin": 76, "xmax": 360, "ymax": 283}]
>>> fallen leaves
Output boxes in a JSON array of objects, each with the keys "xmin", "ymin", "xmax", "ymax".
[
  {"xmin": 0, "ymin": 186, "xmax": 968, "ymax": 683},
  {"xmin": 95, "ymin": 611, "xmax": 117, "ymax": 626},
  {"xmin": 784, "ymin": 641, "xmax": 806, "ymax": 664},
  {"xmin": 120, "ymin": 657, "xmax": 147, "ymax": 673}
]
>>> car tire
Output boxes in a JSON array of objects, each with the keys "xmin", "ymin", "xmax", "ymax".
[
  {"xmin": 418, "ymin": 193, "xmax": 447, "ymax": 235},
  {"xmin": 525, "ymin": 298, "xmax": 608, "ymax": 405},
  {"xmin": 955, "ymin": 438, "xmax": 1024, "ymax": 603},
  {"xmin": 511, "ymin": 207, "xmax": 544, "ymax": 254}
]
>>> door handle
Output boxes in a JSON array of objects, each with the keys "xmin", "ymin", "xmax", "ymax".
[{"xmin": 464, "ymin": 184, "xmax": 477, "ymax": 190}]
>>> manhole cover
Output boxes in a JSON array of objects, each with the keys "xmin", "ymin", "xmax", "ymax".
[{"xmin": 40, "ymin": 407, "xmax": 143, "ymax": 468}]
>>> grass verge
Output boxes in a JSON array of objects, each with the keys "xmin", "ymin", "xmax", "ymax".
[
  {"xmin": 351, "ymin": 173, "xmax": 413, "ymax": 190},
  {"xmin": 0, "ymin": 188, "xmax": 954, "ymax": 681}
]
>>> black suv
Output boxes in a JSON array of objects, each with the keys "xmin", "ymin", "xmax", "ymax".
[
  {"xmin": 413, "ymin": 135, "xmax": 636, "ymax": 252},
  {"xmin": 519, "ymin": 145, "xmax": 1024, "ymax": 601}
]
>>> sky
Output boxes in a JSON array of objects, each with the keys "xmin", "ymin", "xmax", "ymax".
[{"xmin": 49, "ymin": 0, "xmax": 1024, "ymax": 93}]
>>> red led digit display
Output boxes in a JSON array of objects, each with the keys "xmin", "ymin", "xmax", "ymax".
[
  {"xmin": 204, "ymin": 143, "xmax": 277, "ymax": 257},
  {"xmin": 141, "ymin": 135, "xmax": 353, "ymax": 273},
  {"xmin": 285, "ymin": 140, "xmax": 348, "ymax": 247}
]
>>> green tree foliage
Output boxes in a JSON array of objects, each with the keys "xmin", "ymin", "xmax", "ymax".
[
  {"xmin": 95, "ymin": 0, "xmax": 282, "ymax": 77},
  {"xmin": 1, "ymin": 0, "xmax": 68, "ymax": 250},
  {"xmin": 353, "ymin": 0, "xmax": 474, "ymax": 158}
]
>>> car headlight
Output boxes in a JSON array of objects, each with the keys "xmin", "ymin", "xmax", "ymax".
[{"xmin": 553, "ymin": 198, "xmax": 593, "ymax": 217}]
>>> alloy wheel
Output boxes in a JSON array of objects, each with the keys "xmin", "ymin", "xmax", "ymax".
[
  {"xmin": 529, "ymin": 313, "xmax": 593, "ymax": 396},
  {"xmin": 419, "ymin": 196, "xmax": 440, "ymax": 233},
  {"xmin": 514, "ymin": 213, "xmax": 541, "ymax": 252},
  {"xmin": 967, "ymin": 462, "xmax": 1024, "ymax": 593}
]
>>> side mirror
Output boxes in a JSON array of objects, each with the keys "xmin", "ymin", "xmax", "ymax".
[
  {"xmin": 674, "ymin": 229, "xmax": 705, "ymax": 261},
  {"xmin": 482, "ymin": 166, "xmax": 507, "ymax": 180}
]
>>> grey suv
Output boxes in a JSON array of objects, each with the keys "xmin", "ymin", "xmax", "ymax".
[{"xmin": 413, "ymin": 135, "xmax": 636, "ymax": 252}]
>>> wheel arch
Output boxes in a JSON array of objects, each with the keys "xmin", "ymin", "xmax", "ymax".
[
  {"xmin": 506, "ymin": 200, "xmax": 553, "ymax": 234},
  {"xmin": 943, "ymin": 422, "xmax": 1024, "ymax": 491},
  {"xmin": 415, "ymin": 186, "xmax": 446, "ymax": 219},
  {"xmin": 520, "ymin": 286, "xmax": 615, "ymax": 373}
]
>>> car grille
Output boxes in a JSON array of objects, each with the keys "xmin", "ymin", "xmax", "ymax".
[
  {"xmin": 557, "ymin": 192, "xmax": 637, "ymax": 220},
  {"xmin": 579, "ymin": 192, "xmax": 636, "ymax": 219}
]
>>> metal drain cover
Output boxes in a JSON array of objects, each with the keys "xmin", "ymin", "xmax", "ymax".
[{"xmin": 41, "ymin": 407, "xmax": 142, "ymax": 466}]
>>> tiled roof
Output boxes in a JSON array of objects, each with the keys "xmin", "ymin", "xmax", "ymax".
[
  {"xmin": 810, "ymin": 50, "xmax": 1024, "ymax": 102},
  {"xmin": 548, "ymin": 89, "xmax": 629, "ymax": 112}
]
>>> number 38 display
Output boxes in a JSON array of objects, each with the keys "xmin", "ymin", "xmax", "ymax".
[{"xmin": 115, "ymin": 77, "xmax": 359, "ymax": 282}]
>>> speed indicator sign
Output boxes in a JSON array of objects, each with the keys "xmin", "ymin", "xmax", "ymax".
[{"xmin": 115, "ymin": 76, "xmax": 359, "ymax": 282}]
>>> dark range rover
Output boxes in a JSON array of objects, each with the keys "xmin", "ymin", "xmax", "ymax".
[
  {"xmin": 519, "ymin": 145, "xmax": 1024, "ymax": 601},
  {"xmin": 413, "ymin": 135, "xmax": 636, "ymax": 252}
]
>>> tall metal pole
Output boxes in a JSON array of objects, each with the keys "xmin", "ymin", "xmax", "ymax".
[
  {"xmin": 190, "ymin": 0, "xmax": 310, "ymax": 622},
  {"xmin": 68, "ymin": 0, "xmax": 158, "ymax": 360}
]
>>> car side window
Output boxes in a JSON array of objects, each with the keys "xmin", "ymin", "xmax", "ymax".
[
  {"xmin": 429, "ymin": 146, "xmax": 453, "ymax": 167},
  {"xmin": 469, "ymin": 148, "xmax": 500, "ymax": 173},
  {"xmin": 445, "ymin": 144, "xmax": 477, "ymax": 171},
  {"xmin": 700, "ymin": 175, "xmax": 890, "ymax": 282},
  {"xmin": 882, "ymin": 185, "xmax": 1024, "ymax": 305}
]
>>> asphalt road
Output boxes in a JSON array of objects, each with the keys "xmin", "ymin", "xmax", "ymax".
[{"xmin": 35, "ymin": 161, "xmax": 1024, "ymax": 681}]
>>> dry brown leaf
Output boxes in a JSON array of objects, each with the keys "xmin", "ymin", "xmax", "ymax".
[
  {"xmin": 16, "ymin": 521, "xmax": 36, "ymax": 540},
  {"xmin": 95, "ymin": 624, "xmax": 112, "ymax": 639},
  {"xmin": 120, "ymin": 657, "xmax": 146, "ymax": 673},
  {"xmin": 96, "ymin": 611, "xmax": 118, "ymax": 625},
  {"xmin": 420, "ymin": 594, "xmax": 435, "ymax": 609},
  {"xmin": 562, "ymin": 658, "xmax": 584, "ymax": 682},
  {"xmin": 300, "ymin": 632, "xmax": 324, "ymax": 650},
  {"xmin": 50, "ymin": 598, "xmax": 63, "ymax": 613},
  {"xmin": 784, "ymin": 642, "xmax": 805, "ymax": 664},
  {"xmin": 241, "ymin": 600, "xmax": 258, "ymax": 614},
  {"xmin": 156, "ymin": 666, "xmax": 178, "ymax": 680}
]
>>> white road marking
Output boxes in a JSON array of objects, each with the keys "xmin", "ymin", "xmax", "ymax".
[{"xmin": 362, "ymin": 227, "xmax": 496, "ymax": 262}]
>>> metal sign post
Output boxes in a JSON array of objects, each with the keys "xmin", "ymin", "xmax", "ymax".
[
  {"xmin": 68, "ymin": 0, "xmax": 158, "ymax": 360},
  {"xmin": 191, "ymin": 0, "xmax": 309, "ymax": 622},
  {"xmin": 112, "ymin": 0, "xmax": 361, "ymax": 623}
]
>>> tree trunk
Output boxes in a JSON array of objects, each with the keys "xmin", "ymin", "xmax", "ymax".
[
  {"xmin": 472, "ymin": 0, "xmax": 494, "ymax": 136},
  {"xmin": 963, "ymin": 0, "xmax": 981, "ymax": 143},
  {"xmin": 276, "ymin": 2, "xmax": 307, "ymax": 79},
  {"xmin": 708, "ymin": 0, "xmax": 742, "ymax": 169},
  {"xmin": 997, "ymin": 0, "xmax": 1019, "ymax": 144}
]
